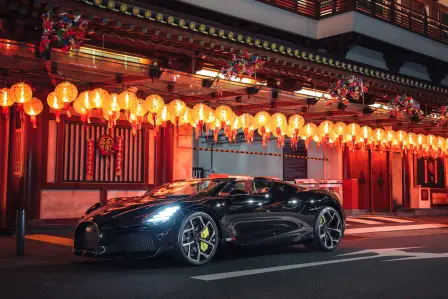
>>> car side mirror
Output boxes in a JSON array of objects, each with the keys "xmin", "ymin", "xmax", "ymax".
[{"xmin": 230, "ymin": 189, "xmax": 248, "ymax": 196}]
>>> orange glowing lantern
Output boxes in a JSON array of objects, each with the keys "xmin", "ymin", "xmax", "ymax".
[
  {"xmin": 192, "ymin": 103, "xmax": 211, "ymax": 137},
  {"xmin": 144, "ymin": 94, "xmax": 164, "ymax": 127},
  {"xmin": 373, "ymin": 128, "xmax": 385, "ymax": 148},
  {"xmin": 23, "ymin": 97, "xmax": 43, "ymax": 128},
  {"xmin": 103, "ymin": 93, "xmax": 121, "ymax": 128},
  {"xmin": 360, "ymin": 126, "xmax": 373, "ymax": 146},
  {"xmin": 254, "ymin": 111, "xmax": 271, "ymax": 136},
  {"xmin": 91, "ymin": 88, "xmax": 110, "ymax": 109},
  {"xmin": 437, "ymin": 136, "xmax": 445, "ymax": 155},
  {"xmin": 408, "ymin": 132, "xmax": 417, "ymax": 150},
  {"xmin": 176, "ymin": 107, "xmax": 194, "ymax": 127},
  {"xmin": 417, "ymin": 134, "xmax": 426, "ymax": 150},
  {"xmin": 396, "ymin": 130, "xmax": 408, "ymax": 151},
  {"xmin": 46, "ymin": 92, "xmax": 64, "ymax": 122},
  {"xmin": 333, "ymin": 122, "xmax": 347, "ymax": 144},
  {"xmin": 117, "ymin": 90, "xmax": 138, "ymax": 111},
  {"xmin": 73, "ymin": 98, "xmax": 89, "ymax": 124},
  {"xmin": 240, "ymin": 113, "xmax": 256, "ymax": 142},
  {"xmin": 55, "ymin": 81, "xmax": 78, "ymax": 117},
  {"xmin": 302, "ymin": 122, "xmax": 317, "ymax": 149},
  {"xmin": 270, "ymin": 113, "xmax": 287, "ymax": 137},
  {"xmin": 167, "ymin": 98, "xmax": 187, "ymax": 127},
  {"xmin": 11, "ymin": 82, "xmax": 32, "ymax": 108},
  {"xmin": 346, "ymin": 122, "xmax": 361, "ymax": 148},
  {"xmin": 317, "ymin": 120, "xmax": 335, "ymax": 144},
  {"xmin": 78, "ymin": 91, "xmax": 94, "ymax": 111},
  {"xmin": 288, "ymin": 114, "xmax": 305, "ymax": 145},
  {"xmin": 214, "ymin": 105, "xmax": 233, "ymax": 128},
  {"xmin": 160, "ymin": 104, "xmax": 171, "ymax": 128},
  {"xmin": 0, "ymin": 88, "xmax": 13, "ymax": 116},
  {"xmin": 130, "ymin": 99, "xmax": 148, "ymax": 133},
  {"xmin": 427, "ymin": 134, "xmax": 436, "ymax": 150},
  {"xmin": 385, "ymin": 129, "xmax": 396, "ymax": 148}
]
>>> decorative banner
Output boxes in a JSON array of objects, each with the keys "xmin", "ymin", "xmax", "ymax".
[
  {"xmin": 86, "ymin": 139, "xmax": 95, "ymax": 181},
  {"xmin": 97, "ymin": 135, "xmax": 115, "ymax": 156},
  {"xmin": 115, "ymin": 136, "xmax": 124, "ymax": 177}
]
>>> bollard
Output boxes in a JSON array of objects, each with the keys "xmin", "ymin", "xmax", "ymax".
[{"xmin": 16, "ymin": 209, "xmax": 25, "ymax": 256}]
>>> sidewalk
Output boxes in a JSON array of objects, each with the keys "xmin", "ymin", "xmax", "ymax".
[{"xmin": 0, "ymin": 236, "xmax": 79, "ymax": 269}]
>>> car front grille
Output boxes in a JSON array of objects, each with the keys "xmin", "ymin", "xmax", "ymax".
[
  {"xmin": 74, "ymin": 222, "xmax": 100, "ymax": 251},
  {"xmin": 116, "ymin": 232, "xmax": 158, "ymax": 253}
]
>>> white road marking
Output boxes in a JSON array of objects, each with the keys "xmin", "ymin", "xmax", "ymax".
[
  {"xmin": 191, "ymin": 255, "xmax": 379, "ymax": 281},
  {"xmin": 361, "ymin": 216, "xmax": 414, "ymax": 223},
  {"xmin": 346, "ymin": 217, "xmax": 383, "ymax": 225},
  {"xmin": 192, "ymin": 247, "xmax": 448, "ymax": 281},
  {"xmin": 345, "ymin": 223, "xmax": 448, "ymax": 235}
]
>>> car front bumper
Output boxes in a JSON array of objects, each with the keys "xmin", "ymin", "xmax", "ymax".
[{"xmin": 73, "ymin": 221, "xmax": 176, "ymax": 259}]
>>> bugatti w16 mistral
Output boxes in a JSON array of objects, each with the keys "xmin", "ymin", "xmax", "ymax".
[{"xmin": 74, "ymin": 177, "xmax": 345, "ymax": 265}]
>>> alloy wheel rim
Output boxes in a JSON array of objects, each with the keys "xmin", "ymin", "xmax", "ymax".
[
  {"xmin": 318, "ymin": 209, "xmax": 342, "ymax": 249},
  {"xmin": 181, "ymin": 215, "xmax": 217, "ymax": 263}
]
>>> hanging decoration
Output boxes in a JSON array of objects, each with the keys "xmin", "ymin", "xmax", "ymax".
[
  {"xmin": 103, "ymin": 93, "xmax": 121, "ymax": 129},
  {"xmin": 144, "ymin": 94, "xmax": 164, "ymax": 132},
  {"xmin": 328, "ymin": 75, "xmax": 369, "ymax": 107},
  {"xmin": 130, "ymin": 99, "xmax": 148, "ymax": 134},
  {"xmin": 433, "ymin": 106, "xmax": 448, "ymax": 128},
  {"xmin": 10, "ymin": 82, "xmax": 33, "ymax": 110},
  {"xmin": 239, "ymin": 113, "xmax": 256, "ymax": 143},
  {"xmin": 388, "ymin": 95, "xmax": 424, "ymax": 123},
  {"xmin": 23, "ymin": 98, "xmax": 44, "ymax": 128},
  {"xmin": 46, "ymin": 91, "xmax": 64, "ymax": 122},
  {"xmin": 115, "ymin": 136, "xmax": 124, "ymax": 177},
  {"xmin": 0, "ymin": 88, "xmax": 13, "ymax": 116},
  {"xmin": 97, "ymin": 135, "xmax": 115, "ymax": 156},
  {"xmin": 55, "ymin": 81, "xmax": 78, "ymax": 117},
  {"xmin": 73, "ymin": 98, "xmax": 89, "ymax": 125},
  {"xmin": 192, "ymin": 103, "xmax": 210, "ymax": 138},
  {"xmin": 221, "ymin": 50, "xmax": 264, "ymax": 80},
  {"xmin": 167, "ymin": 98, "xmax": 187, "ymax": 128},
  {"xmin": 85, "ymin": 139, "xmax": 95, "ymax": 181},
  {"xmin": 40, "ymin": 11, "xmax": 90, "ymax": 54}
]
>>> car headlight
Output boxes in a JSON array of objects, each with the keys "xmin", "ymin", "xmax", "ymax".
[{"xmin": 144, "ymin": 206, "xmax": 180, "ymax": 224}]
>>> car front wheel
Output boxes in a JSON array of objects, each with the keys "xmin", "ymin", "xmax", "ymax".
[
  {"xmin": 304, "ymin": 207, "xmax": 343, "ymax": 252},
  {"xmin": 174, "ymin": 211, "xmax": 219, "ymax": 265}
]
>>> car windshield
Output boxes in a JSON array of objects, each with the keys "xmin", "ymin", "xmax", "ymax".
[{"xmin": 145, "ymin": 179, "xmax": 224, "ymax": 197}]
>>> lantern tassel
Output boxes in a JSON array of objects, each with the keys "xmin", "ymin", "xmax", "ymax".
[
  {"xmin": 2, "ymin": 106, "xmax": 9, "ymax": 118},
  {"xmin": 64, "ymin": 102, "xmax": 72, "ymax": 118},
  {"xmin": 55, "ymin": 110, "xmax": 61, "ymax": 122},
  {"xmin": 30, "ymin": 115, "xmax": 37, "ymax": 129}
]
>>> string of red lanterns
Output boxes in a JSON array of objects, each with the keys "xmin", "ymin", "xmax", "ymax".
[{"xmin": 0, "ymin": 80, "xmax": 447, "ymax": 158}]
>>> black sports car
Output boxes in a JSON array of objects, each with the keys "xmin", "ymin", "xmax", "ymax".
[{"xmin": 74, "ymin": 177, "xmax": 345, "ymax": 265}]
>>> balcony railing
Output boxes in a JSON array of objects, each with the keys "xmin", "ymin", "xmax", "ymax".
[{"xmin": 256, "ymin": 0, "xmax": 448, "ymax": 44}]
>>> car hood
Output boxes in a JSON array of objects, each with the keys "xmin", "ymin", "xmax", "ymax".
[{"xmin": 81, "ymin": 195, "xmax": 196, "ymax": 227}]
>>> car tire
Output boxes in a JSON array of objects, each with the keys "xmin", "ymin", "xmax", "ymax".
[
  {"xmin": 173, "ymin": 211, "xmax": 219, "ymax": 266},
  {"xmin": 304, "ymin": 207, "xmax": 343, "ymax": 252}
]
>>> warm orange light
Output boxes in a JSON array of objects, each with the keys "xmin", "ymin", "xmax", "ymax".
[
  {"xmin": 55, "ymin": 81, "xmax": 78, "ymax": 103},
  {"xmin": 23, "ymin": 97, "xmax": 43, "ymax": 128},
  {"xmin": 11, "ymin": 82, "xmax": 32, "ymax": 104},
  {"xmin": 46, "ymin": 92, "xmax": 64, "ymax": 122},
  {"xmin": 144, "ymin": 94, "xmax": 164, "ymax": 115},
  {"xmin": 117, "ymin": 90, "xmax": 138, "ymax": 110},
  {"xmin": 91, "ymin": 88, "xmax": 110, "ymax": 109}
]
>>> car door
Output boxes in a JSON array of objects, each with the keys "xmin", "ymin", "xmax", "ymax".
[
  {"xmin": 269, "ymin": 183, "xmax": 311, "ymax": 244},
  {"xmin": 221, "ymin": 179, "xmax": 280, "ymax": 246}
]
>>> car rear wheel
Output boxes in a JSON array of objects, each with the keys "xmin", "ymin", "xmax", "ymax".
[
  {"xmin": 304, "ymin": 207, "xmax": 343, "ymax": 252},
  {"xmin": 174, "ymin": 211, "xmax": 219, "ymax": 265}
]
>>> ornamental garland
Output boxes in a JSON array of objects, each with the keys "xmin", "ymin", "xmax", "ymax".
[
  {"xmin": 40, "ymin": 11, "xmax": 90, "ymax": 54},
  {"xmin": 433, "ymin": 106, "xmax": 448, "ymax": 128},
  {"xmin": 221, "ymin": 50, "xmax": 264, "ymax": 80},
  {"xmin": 388, "ymin": 95, "xmax": 424, "ymax": 123},
  {"xmin": 328, "ymin": 75, "xmax": 369, "ymax": 106}
]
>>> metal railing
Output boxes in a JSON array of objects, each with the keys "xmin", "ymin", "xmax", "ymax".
[{"xmin": 256, "ymin": 0, "xmax": 448, "ymax": 44}]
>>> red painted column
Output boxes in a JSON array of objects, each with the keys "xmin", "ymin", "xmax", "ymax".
[{"xmin": 155, "ymin": 124, "xmax": 174, "ymax": 186}]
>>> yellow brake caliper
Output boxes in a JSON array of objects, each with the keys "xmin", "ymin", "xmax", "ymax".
[
  {"xmin": 200, "ymin": 227, "xmax": 209, "ymax": 252},
  {"xmin": 320, "ymin": 216, "xmax": 325, "ymax": 225}
]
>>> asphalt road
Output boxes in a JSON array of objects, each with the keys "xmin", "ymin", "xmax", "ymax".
[{"xmin": 1, "ymin": 229, "xmax": 448, "ymax": 299}]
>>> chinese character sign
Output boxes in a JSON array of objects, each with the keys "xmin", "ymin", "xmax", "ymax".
[
  {"xmin": 86, "ymin": 139, "xmax": 95, "ymax": 181},
  {"xmin": 98, "ymin": 135, "xmax": 115, "ymax": 156},
  {"xmin": 115, "ymin": 136, "xmax": 124, "ymax": 177}
]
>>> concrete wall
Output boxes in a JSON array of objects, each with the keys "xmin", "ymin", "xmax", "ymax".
[
  {"xmin": 307, "ymin": 143, "xmax": 342, "ymax": 180},
  {"xmin": 194, "ymin": 138, "xmax": 284, "ymax": 179}
]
